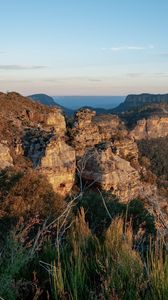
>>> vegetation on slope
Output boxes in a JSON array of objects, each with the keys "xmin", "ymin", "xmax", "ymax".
[
  {"xmin": 138, "ymin": 137, "xmax": 168, "ymax": 181},
  {"xmin": 0, "ymin": 190, "xmax": 167, "ymax": 300}
]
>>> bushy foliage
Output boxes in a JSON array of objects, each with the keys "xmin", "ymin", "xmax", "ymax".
[
  {"xmin": 0, "ymin": 168, "xmax": 65, "ymax": 225},
  {"xmin": 76, "ymin": 191, "xmax": 124, "ymax": 234},
  {"xmin": 0, "ymin": 168, "xmax": 23, "ymax": 202},
  {"xmin": 0, "ymin": 188, "xmax": 166, "ymax": 300},
  {"xmin": 138, "ymin": 137, "xmax": 168, "ymax": 181},
  {"xmin": 76, "ymin": 192, "xmax": 156, "ymax": 238},
  {"xmin": 0, "ymin": 234, "xmax": 30, "ymax": 300},
  {"xmin": 2, "ymin": 170, "xmax": 64, "ymax": 218}
]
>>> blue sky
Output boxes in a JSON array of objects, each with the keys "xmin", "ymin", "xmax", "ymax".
[{"xmin": 0, "ymin": 0, "xmax": 168, "ymax": 96}]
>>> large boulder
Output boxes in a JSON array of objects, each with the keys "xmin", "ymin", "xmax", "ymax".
[{"xmin": 80, "ymin": 142, "xmax": 142, "ymax": 202}]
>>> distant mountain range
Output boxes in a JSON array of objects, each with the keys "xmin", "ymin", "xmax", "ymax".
[
  {"xmin": 28, "ymin": 93, "xmax": 168, "ymax": 120},
  {"xmin": 111, "ymin": 93, "xmax": 168, "ymax": 128},
  {"xmin": 53, "ymin": 96, "xmax": 124, "ymax": 110},
  {"xmin": 28, "ymin": 94, "xmax": 74, "ymax": 116},
  {"xmin": 113, "ymin": 93, "xmax": 168, "ymax": 113},
  {"xmin": 28, "ymin": 94, "xmax": 122, "ymax": 116}
]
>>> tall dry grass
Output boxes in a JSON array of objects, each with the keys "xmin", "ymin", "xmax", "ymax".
[{"xmin": 43, "ymin": 210, "xmax": 168, "ymax": 299}]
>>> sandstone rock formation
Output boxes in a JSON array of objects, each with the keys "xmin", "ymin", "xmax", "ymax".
[
  {"xmin": 0, "ymin": 142, "xmax": 13, "ymax": 169},
  {"xmin": 70, "ymin": 108, "xmax": 147, "ymax": 202},
  {"xmin": 0, "ymin": 92, "xmax": 66, "ymax": 148},
  {"xmin": 1, "ymin": 91, "xmax": 167, "ymax": 237},
  {"xmin": 80, "ymin": 142, "xmax": 142, "ymax": 202},
  {"xmin": 0, "ymin": 92, "xmax": 167, "ymax": 208},
  {"xmin": 40, "ymin": 138, "xmax": 76, "ymax": 197},
  {"xmin": 0, "ymin": 92, "xmax": 75, "ymax": 198},
  {"xmin": 22, "ymin": 129, "xmax": 76, "ymax": 197},
  {"xmin": 70, "ymin": 109, "xmax": 100, "ymax": 156},
  {"xmin": 71, "ymin": 109, "xmax": 127, "ymax": 156},
  {"xmin": 45, "ymin": 108, "xmax": 66, "ymax": 136},
  {"xmin": 112, "ymin": 137, "xmax": 139, "ymax": 167},
  {"xmin": 130, "ymin": 116, "xmax": 168, "ymax": 140}
]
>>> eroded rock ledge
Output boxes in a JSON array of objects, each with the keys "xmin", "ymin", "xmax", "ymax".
[
  {"xmin": 22, "ymin": 129, "xmax": 76, "ymax": 197},
  {"xmin": 70, "ymin": 108, "xmax": 128, "ymax": 156},
  {"xmin": 130, "ymin": 116, "xmax": 168, "ymax": 140},
  {"xmin": 80, "ymin": 142, "xmax": 142, "ymax": 202},
  {"xmin": 0, "ymin": 93, "xmax": 167, "ymax": 204}
]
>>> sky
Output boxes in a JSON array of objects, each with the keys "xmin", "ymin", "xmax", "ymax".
[{"xmin": 0, "ymin": 0, "xmax": 168, "ymax": 96}]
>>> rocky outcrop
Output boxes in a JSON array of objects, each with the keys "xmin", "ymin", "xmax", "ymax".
[
  {"xmin": 112, "ymin": 137, "xmax": 139, "ymax": 165},
  {"xmin": 70, "ymin": 108, "xmax": 145, "ymax": 202},
  {"xmin": 71, "ymin": 109, "xmax": 126, "ymax": 156},
  {"xmin": 0, "ymin": 92, "xmax": 75, "ymax": 198},
  {"xmin": 40, "ymin": 138, "xmax": 76, "ymax": 197},
  {"xmin": 93, "ymin": 114, "xmax": 127, "ymax": 140},
  {"xmin": 130, "ymin": 116, "xmax": 168, "ymax": 140},
  {"xmin": 22, "ymin": 128, "xmax": 76, "ymax": 197},
  {"xmin": 0, "ymin": 92, "xmax": 66, "ymax": 147},
  {"xmin": 80, "ymin": 142, "xmax": 142, "ymax": 202},
  {"xmin": 0, "ymin": 91, "xmax": 167, "ymax": 207},
  {"xmin": 0, "ymin": 142, "xmax": 13, "ymax": 169},
  {"xmin": 45, "ymin": 109, "xmax": 66, "ymax": 136},
  {"xmin": 71, "ymin": 109, "xmax": 100, "ymax": 156}
]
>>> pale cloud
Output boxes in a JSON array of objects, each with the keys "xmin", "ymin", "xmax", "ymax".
[
  {"xmin": 102, "ymin": 45, "xmax": 154, "ymax": 52},
  {"xmin": 126, "ymin": 72, "xmax": 168, "ymax": 79},
  {"xmin": 43, "ymin": 77, "xmax": 103, "ymax": 83},
  {"xmin": 158, "ymin": 52, "xmax": 168, "ymax": 57},
  {"xmin": 87, "ymin": 78, "xmax": 102, "ymax": 82},
  {"xmin": 0, "ymin": 65, "xmax": 47, "ymax": 70},
  {"xmin": 126, "ymin": 73, "xmax": 144, "ymax": 78}
]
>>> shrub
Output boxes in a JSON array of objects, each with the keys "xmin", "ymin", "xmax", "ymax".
[{"xmin": 0, "ymin": 233, "xmax": 30, "ymax": 300}]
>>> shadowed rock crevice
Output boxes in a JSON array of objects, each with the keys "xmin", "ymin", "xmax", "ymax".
[{"xmin": 23, "ymin": 128, "xmax": 54, "ymax": 167}]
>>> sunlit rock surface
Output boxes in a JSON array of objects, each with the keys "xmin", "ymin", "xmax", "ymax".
[{"xmin": 0, "ymin": 142, "xmax": 13, "ymax": 169}]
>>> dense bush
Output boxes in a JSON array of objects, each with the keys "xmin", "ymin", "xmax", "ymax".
[
  {"xmin": 76, "ymin": 192, "xmax": 156, "ymax": 238},
  {"xmin": 138, "ymin": 137, "xmax": 168, "ymax": 181},
  {"xmin": 0, "ymin": 188, "xmax": 166, "ymax": 299}
]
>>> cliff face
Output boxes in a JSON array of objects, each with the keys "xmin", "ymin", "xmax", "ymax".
[
  {"xmin": 113, "ymin": 93, "xmax": 168, "ymax": 113},
  {"xmin": 0, "ymin": 93, "xmax": 167, "ymax": 205},
  {"xmin": 130, "ymin": 116, "xmax": 168, "ymax": 140},
  {"xmin": 23, "ymin": 129, "xmax": 76, "ymax": 198},
  {"xmin": 71, "ymin": 109, "xmax": 127, "ymax": 156},
  {"xmin": 0, "ymin": 91, "xmax": 167, "ymax": 238},
  {"xmin": 81, "ymin": 143, "xmax": 142, "ymax": 202},
  {"xmin": 45, "ymin": 109, "xmax": 66, "ymax": 136},
  {"xmin": 40, "ymin": 138, "xmax": 76, "ymax": 197},
  {"xmin": 70, "ymin": 109, "xmax": 145, "ymax": 202},
  {"xmin": 70, "ymin": 109, "xmax": 100, "ymax": 156},
  {"xmin": 0, "ymin": 92, "xmax": 75, "ymax": 198},
  {"xmin": 0, "ymin": 92, "xmax": 66, "ymax": 146}
]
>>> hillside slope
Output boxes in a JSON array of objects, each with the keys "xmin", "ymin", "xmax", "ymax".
[
  {"xmin": 29, "ymin": 93, "xmax": 74, "ymax": 116},
  {"xmin": 113, "ymin": 93, "xmax": 168, "ymax": 113}
]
